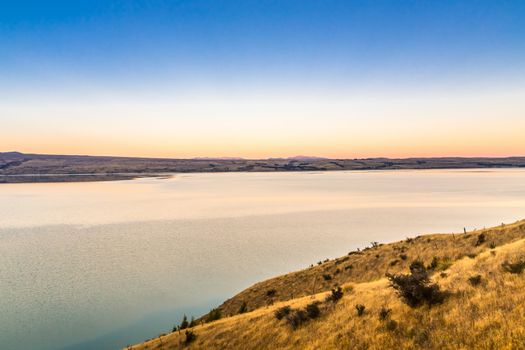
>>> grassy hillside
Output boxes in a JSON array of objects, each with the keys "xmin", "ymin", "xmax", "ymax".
[
  {"xmin": 2, "ymin": 152, "xmax": 525, "ymax": 183},
  {"xmin": 129, "ymin": 220, "xmax": 525, "ymax": 350}
]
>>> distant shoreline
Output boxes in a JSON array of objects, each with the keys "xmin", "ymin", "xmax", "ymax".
[{"xmin": 1, "ymin": 152, "xmax": 525, "ymax": 183}]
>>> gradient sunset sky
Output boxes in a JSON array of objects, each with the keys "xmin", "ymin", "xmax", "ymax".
[{"xmin": 1, "ymin": 1, "xmax": 524, "ymax": 158}]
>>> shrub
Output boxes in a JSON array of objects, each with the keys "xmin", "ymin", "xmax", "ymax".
[
  {"xmin": 206, "ymin": 308, "xmax": 222, "ymax": 322},
  {"xmin": 371, "ymin": 241, "xmax": 380, "ymax": 248},
  {"xmin": 188, "ymin": 316, "xmax": 196, "ymax": 328},
  {"xmin": 386, "ymin": 265, "xmax": 447, "ymax": 307},
  {"xmin": 386, "ymin": 319, "xmax": 398, "ymax": 331},
  {"xmin": 305, "ymin": 302, "xmax": 321, "ymax": 319},
  {"xmin": 274, "ymin": 306, "xmax": 291, "ymax": 320},
  {"xmin": 379, "ymin": 306, "xmax": 392, "ymax": 320},
  {"xmin": 325, "ymin": 286, "xmax": 344, "ymax": 303},
  {"xmin": 266, "ymin": 289, "xmax": 277, "ymax": 297},
  {"xmin": 184, "ymin": 330, "xmax": 196, "ymax": 345},
  {"xmin": 238, "ymin": 301, "xmax": 248, "ymax": 314},
  {"xmin": 468, "ymin": 274, "xmax": 482, "ymax": 286},
  {"xmin": 489, "ymin": 242, "xmax": 496, "ymax": 249},
  {"xmin": 180, "ymin": 314, "xmax": 189, "ymax": 330},
  {"xmin": 355, "ymin": 304, "xmax": 366, "ymax": 316},
  {"xmin": 286, "ymin": 309, "xmax": 308, "ymax": 329},
  {"xmin": 475, "ymin": 233, "xmax": 486, "ymax": 246},
  {"xmin": 322, "ymin": 274, "xmax": 332, "ymax": 281},
  {"xmin": 427, "ymin": 256, "xmax": 452, "ymax": 271},
  {"xmin": 389, "ymin": 259, "xmax": 399, "ymax": 267},
  {"xmin": 400, "ymin": 254, "xmax": 408, "ymax": 261},
  {"xmin": 344, "ymin": 264, "xmax": 353, "ymax": 270},
  {"xmin": 502, "ymin": 259, "xmax": 525, "ymax": 274},
  {"xmin": 409, "ymin": 260, "xmax": 426, "ymax": 273}
]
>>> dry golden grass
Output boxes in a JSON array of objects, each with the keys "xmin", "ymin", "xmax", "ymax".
[{"xmin": 130, "ymin": 220, "xmax": 525, "ymax": 350}]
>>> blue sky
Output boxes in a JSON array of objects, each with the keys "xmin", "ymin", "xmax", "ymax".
[{"xmin": 1, "ymin": 1, "xmax": 525, "ymax": 157}]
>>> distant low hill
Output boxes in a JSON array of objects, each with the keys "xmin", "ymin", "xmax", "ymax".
[
  {"xmin": 1, "ymin": 152, "xmax": 525, "ymax": 183},
  {"xmin": 130, "ymin": 219, "xmax": 525, "ymax": 350}
]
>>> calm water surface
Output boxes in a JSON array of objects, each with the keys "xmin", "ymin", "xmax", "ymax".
[{"xmin": 1, "ymin": 169, "xmax": 525, "ymax": 350}]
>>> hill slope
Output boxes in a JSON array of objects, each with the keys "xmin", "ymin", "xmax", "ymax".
[
  {"xmin": 2, "ymin": 152, "xmax": 525, "ymax": 183},
  {"xmin": 130, "ymin": 220, "xmax": 525, "ymax": 350}
]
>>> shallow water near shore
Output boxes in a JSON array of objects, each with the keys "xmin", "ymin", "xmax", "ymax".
[{"xmin": 1, "ymin": 169, "xmax": 525, "ymax": 350}]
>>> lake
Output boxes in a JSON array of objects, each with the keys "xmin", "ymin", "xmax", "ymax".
[{"xmin": 1, "ymin": 169, "xmax": 525, "ymax": 350}]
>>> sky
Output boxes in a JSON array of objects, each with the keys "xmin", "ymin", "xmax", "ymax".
[{"xmin": 1, "ymin": 0, "xmax": 524, "ymax": 159}]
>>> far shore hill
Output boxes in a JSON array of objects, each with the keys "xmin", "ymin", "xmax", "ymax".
[{"xmin": 1, "ymin": 151, "xmax": 525, "ymax": 183}]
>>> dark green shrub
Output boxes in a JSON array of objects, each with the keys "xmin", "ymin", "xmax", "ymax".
[
  {"xmin": 489, "ymin": 242, "xmax": 496, "ymax": 249},
  {"xmin": 386, "ymin": 319, "xmax": 398, "ymax": 331},
  {"xmin": 286, "ymin": 309, "xmax": 308, "ymax": 329},
  {"xmin": 468, "ymin": 274, "xmax": 482, "ymax": 286},
  {"xmin": 502, "ymin": 259, "xmax": 525, "ymax": 274},
  {"xmin": 325, "ymin": 286, "xmax": 343, "ymax": 303},
  {"xmin": 180, "ymin": 314, "xmax": 189, "ymax": 330},
  {"xmin": 322, "ymin": 274, "xmax": 332, "ymax": 281},
  {"xmin": 355, "ymin": 304, "xmax": 366, "ymax": 316},
  {"xmin": 409, "ymin": 260, "xmax": 426, "ymax": 273},
  {"xmin": 184, "ymin": 330, "xmax": 196, "ymax": 345},
  {"xmin": 379, "ymin": 306, "xmax": 391, "ymax": 320},
  {"xmin": 206, "ymin": 308, "xmax": 221, "ymax": 322},
  {"xmin": 389, "ymin": 259, "xmax": 399, "ymax": 266},
  {"xmin": 266, "ymin": 289, "xmax": 277, "ymax": 297},
  {"xmin": 305, "ymin": 302, "xmax": 321, "ymax": 319},
  {"xmin": 238, "ymin": 301, "xmax": 248, "ymax": 314},
  {"xmin": 386, "ymin": 267, "xmax": 447, "ymax": 307},
  {"xmin": 274, "ymin": 306, "xmax": 291, "ymax": 320},
  {"xmin": 475, "ymin": 233, "xmax": 486, "ymax": 246},
  {"xmin": 427, "ymin": 256, "xmax": 452, "ymax": 271}
]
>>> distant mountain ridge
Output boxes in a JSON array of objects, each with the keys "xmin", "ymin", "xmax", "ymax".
[{"xmin": 1, "ymin": 152, "xmax": 525, "ymax": 183}]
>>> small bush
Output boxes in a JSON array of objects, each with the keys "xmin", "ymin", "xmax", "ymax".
[
  {"xmin": 371, "ymin": 241, "xmax": 380, "ymax": 248},
  {"xmin": 427, "ymin": 256, "xmax": 452, "ymax": 271},
  {"xmin": 355, "ymin": 304, "xmax": 366, "ymax": 316},
  {"xmin": 266, "ymin": 289, "xmax": 277, "ymax": 297},
  {"xmin": 180, "ymin": 314, "xmax": 189, "ymax": 330},
  {"xmin": 386, "ymin": 319, "xmax": 398, "ymax": 331},
  {"xmin": 502, "ymin": 259, "xmax": 525, "ymax": 274},
  {"xmin": 274, "ymin": 306, "xmax": 291, "ymax": 320},
  {"xmin": 184, "ymin": 330, "xmax": 196, "ymax": 345},
  {"xmin": 400, "ymin": 254, "xmax": 408, "ymax": 261},
  {"xmin": 188, "ymin": 316, "xmax": 196, "ymax": 328},
  {"xmin": 387, "ymin": 265, "xmax": 447, "ymax": 307},
  {"xmin": 468, "ymin": 274, "xmax": 482, "ymax": 286},
  {"xmin": 238, "ymin": 301, "xmax": 248, "ymax": 314},
  {"xmin": 489, "ymin": 242, "xmax": 496, "ymax": 249},
  {"xmin": 344, "ymin": 264, "xmax": 353, "ymax": 270},
  {"xmin": 286, "ymin": 309, "xmax": 308, "ymax": 329},
  {"xmin": 409, "ymin": 260, "xmax": 426, "ymax": 273},
  {"xmin": 389, "ymin": 259, "xmax": 399, "ymax": 267},
  {"xmin": 475, "ymin": 233, "xmax": 486, "ymax": 246},
  {"xmin": 379, "ymin": 306, "xmax": 392, "ymax": 320},
  {"xmin": 325, "ymin": 286, "xmax": 344, "ymax": 303},
  {"xmin": 206, "ymin": 308, "xmax": 222, "ymax": 322},
  {"xmin": 322, "ymin": 274, "xmax": 332, "ymax": 281},
  {"xmin": 305, "ymin": 302, "xmax": 321, "ymax": 319}
]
